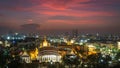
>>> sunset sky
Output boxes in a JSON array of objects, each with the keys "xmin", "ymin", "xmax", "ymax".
[{"xmin": 0, "ymin": 0, "xmax": 120, "ymax": 35}]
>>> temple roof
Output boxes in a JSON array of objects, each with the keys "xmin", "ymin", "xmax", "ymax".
[
  {"xmin": 21, "ymin": 50, "xmax": 29, "ymax": 57},
  {"xmin": 38, "ymin": 47, "xmax": 60, "ymax": 56}
]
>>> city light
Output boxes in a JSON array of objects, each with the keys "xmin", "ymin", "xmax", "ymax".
[
  {"xmin": 7, "ymin": 36, "xmax": 10, "ymax": 40},
  {"xmin": 0, "ymin": 0, "xmax": 120, "ymax": 67}
]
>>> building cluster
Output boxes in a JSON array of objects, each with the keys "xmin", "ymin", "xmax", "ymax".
[{"xmin": 0, "ymin": 33, "xmax": 120, "ymax": 68}]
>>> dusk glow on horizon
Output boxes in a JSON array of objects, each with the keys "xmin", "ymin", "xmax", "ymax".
[{"xmin": 0, "ymin": 0, "xmax": 120, "ymax": 34}]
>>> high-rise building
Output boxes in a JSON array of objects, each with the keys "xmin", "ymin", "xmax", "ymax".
[{"xmin": 72, "ymin": 29, "xmax": 78, "ymax": 38}]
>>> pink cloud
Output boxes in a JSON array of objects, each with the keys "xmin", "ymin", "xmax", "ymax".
[
  {"xmin": 29, "ymin": 0, "xmax": 120, "ymax": 11},
  {"xmin": 27, "ymin": 19, "xmax": 33, "ymax": 24},
  {"xmin": 39, "ymin": 18, "xmax": 108, "ymax": 30},
  {"xmin": 24, "ymin": 0, "xmax": 117, "ymax": 17},
  {"xmin": 0, "ymin": 0, "xmax": 118, "ymax": 17},
  {"xmin": 47, "ymin": 19, "xmax": 106, "ymax": 25},
  {"xmin": 36, "ymin": 10, "xmax": 115, "ymax": 17},
  {"xmin": 30, "ymin": 0, "xmax": 90, "ymax": 10}
]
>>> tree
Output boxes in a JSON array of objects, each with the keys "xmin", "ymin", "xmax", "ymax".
[
  {"xmin": 116, "ymin": 50, "xmax": 120, "ymax": 58},
  {"xmin": 62, "ymin": 54, "xmax": 80, "ymax": 68}
]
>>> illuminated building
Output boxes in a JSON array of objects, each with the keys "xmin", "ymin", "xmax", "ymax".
[
  {"xmin": 0, "ymin": 41, "xmax": 3, "ymax": 45},
  {"xmin": 67, "ymin": 41, "xmax": 71, "ymax": 45},
  {"xmin": 87, "ymin": 44, "xmax": 97, "ymax": 55},
  {"xmin": 38, "ymin": 36, "xmax": 61, "ymax": 63},
  {"xmin": 29, "ymin": 48, "xmax": 38, "ymax": 60},
  {"xmin": 40, "ymin": 36, "xmax": 50, "ymax": 48},
  {"xmin": 21, "ymin": 50, "xmax": 31, "ymax": 63},
  {"xmin": 37, "ymin": 47, "xmax": 61, "ymax": 63},
  {"xmin": 5, "ymin": 41, "xmax": 10, "ymax": 47},
  {"xmin": 118, "ymin": 42, "xmax": 120, "ymax": 49},
  {"xmin": 67, "ymin": 39, "xmax": 74, "ymax": 45},
  {"xmin": 29, "ymin": 36, "xmax": 62, "ymax": 63},
  {"xmin": 2, "ymin": 33, "xmax": 25, "ymax": 40}
]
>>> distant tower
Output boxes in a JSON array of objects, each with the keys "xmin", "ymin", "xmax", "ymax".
[
  {"xmin": 72, "ymin": 29, "xmax": 78, "ymax": 38},
  {"xmin": 64, "ymin": 32, "xmax": 69, "ymax": 36}
]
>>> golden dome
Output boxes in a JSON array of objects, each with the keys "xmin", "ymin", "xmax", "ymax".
[{"xmin": 40, "ymin": 36, "xmax": 50, "ymax": 48}]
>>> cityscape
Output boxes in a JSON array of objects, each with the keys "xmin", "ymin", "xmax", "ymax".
[
  {"xmin": 0, "ymin": 0, "xmax": 120, "ymax": 68},
  {"xmin": 0, "ymin": 32, "xmax": 120, "ymax": 68}
]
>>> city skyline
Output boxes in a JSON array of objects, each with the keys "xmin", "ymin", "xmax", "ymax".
[{"xmin": 0, "ymin": 0, "xmax": 120, "ymax": 34}]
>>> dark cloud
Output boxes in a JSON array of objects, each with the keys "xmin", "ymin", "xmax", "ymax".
[
  {"xmin": 0, "ymin": 0, "xmax": 32, "ymax": 11},
  {"xmin": 21, "ymin": 23, "xmax": 40, "ymax": 28},
  {"xmin": 21, "ymin": 23, "xmax": 40, "ymax": 33},
  {"xmin": 80, "ymin": 0, "xmax": 120, "ymax": 4}
]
